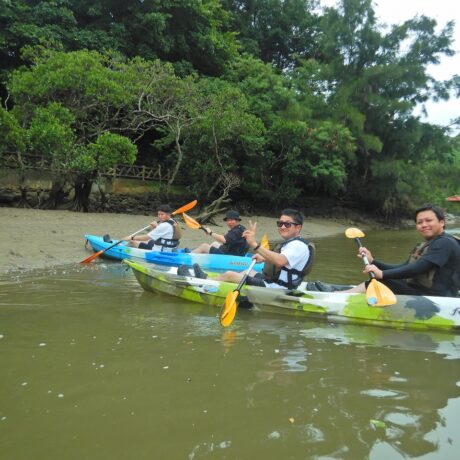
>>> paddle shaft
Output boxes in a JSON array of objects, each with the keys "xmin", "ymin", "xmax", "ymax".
[
  {"xmin": 112, "ymin": 225, "xmax": 151, "ymax": 249},
  {"xmin": 235, "ymin": 259, "xmax": 257, "ymax": 293},
  {"xmin": 354, "ymin": 237, "xmax": 376, "ymax": 279}
]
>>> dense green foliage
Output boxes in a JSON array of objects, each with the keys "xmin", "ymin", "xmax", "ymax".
[{"xmin": 1, "ymin": 0, "xmax": 459, "ymax": 216}]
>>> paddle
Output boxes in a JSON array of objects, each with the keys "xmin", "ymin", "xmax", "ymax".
[
  {"xmin": 260, "ymin": 234, "xmax": 270, "ymax": 250},
  {"xmin": 183, "ymin": 213, "xmax": 271, "ymax": 247},
  {"xmin": 219, "ymin": 235, "xmax": 270, "ymax": 327},
  {"xmin": 182, "ymin": 212, "xmax": 208, "ymax": 233},
  {"xmin": 345, "ymin": 227, "xmax": 397, "ymax": 307},
  {"xmin": 220, "ymin": 259, "xmax": 257, "ymax": 327},
  {"xmin": 80, "ymin": 200, "xmax": 197, "ymax": 264}
]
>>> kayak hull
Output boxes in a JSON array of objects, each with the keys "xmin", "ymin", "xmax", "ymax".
[
  {"xmin": 125, "ymin": 260, "xmax": 460, "ymax": 331},
  {"xmin": 245, "ymin": 286, "xmax": 460, "ymax": 332},
  {"xmin": 125, "ymin": 260, "xmax": 240, "ymax": 306},
  {"xmin": 85, "ymin": 234, "xmax": 263, "ymax": 272}
]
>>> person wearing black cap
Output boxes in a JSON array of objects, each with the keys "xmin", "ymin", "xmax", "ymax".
[
  {"xmin": 122, "ymin": 204, "xmax": 182, "ymax": 252},
  {"xmin": 191, "ymin": 209, "xmax": 248, "ymax": 256}
]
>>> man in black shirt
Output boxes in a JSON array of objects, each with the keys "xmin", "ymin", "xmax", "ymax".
[
  {"xmin": 191, "ymin": 210, "xmax": 248, "ymax": 256},
  {"xmin": 347, "ymin": 204, "xmax": 460, "ymax": 297}
]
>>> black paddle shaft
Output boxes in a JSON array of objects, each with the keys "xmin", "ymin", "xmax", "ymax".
[
  {"xmin": 354, "ymin": 237, "xmax": 376, "ymax": 279},
  {"xmin": 234, "ymin": 259, "xmax": 257, "ymax": 292}
]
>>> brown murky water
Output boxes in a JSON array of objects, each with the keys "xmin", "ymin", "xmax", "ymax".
[{"xmin": 1, "ymin": 229, "xmax": 459, "ymax": 459}]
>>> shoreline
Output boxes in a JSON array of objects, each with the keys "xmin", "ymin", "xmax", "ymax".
[{"xmin": 0, "ymin": 207, "xmax": 358, "ymax": 276}]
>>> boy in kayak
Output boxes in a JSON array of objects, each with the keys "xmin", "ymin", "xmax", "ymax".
[
  {"xmin": 185, "ymin": 209, "xmax": 312, "ymax": 289},
  {"xmin": 346, "ymin": 203, "xmax": 460, "ymax": 297},
  {"xmin": 191, "ymin": 210, "xmax": 248, "ymax": 256},
  {"xmin": 122, "ymin": 204, "xmax": 182, "ymax": 252}
]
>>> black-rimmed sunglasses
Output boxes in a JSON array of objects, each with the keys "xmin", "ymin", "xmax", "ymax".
[{"xmin": 276, "ymin": 220, "xmax": 299, "ymax": 228}]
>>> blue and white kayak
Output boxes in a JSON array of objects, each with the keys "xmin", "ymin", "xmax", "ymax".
[{"xmin": 84, "ymin": 234, "xmax": 263, "ymax": 273}]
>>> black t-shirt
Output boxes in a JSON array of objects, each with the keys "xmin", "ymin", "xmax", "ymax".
[
  {"xmin": 222, "ymin": 224, "xmax": 248, "ymax": 256},
  {"xmin": 421, "ymin": 235, "xmax": 460, "ymax": 295}
]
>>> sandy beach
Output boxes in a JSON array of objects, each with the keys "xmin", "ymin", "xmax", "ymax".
[{"xmin": 0, "ymin": 207, "xmax": 357, "ymax": 275}]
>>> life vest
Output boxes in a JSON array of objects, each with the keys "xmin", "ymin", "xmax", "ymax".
[
  {"xmin": 262, "ymin": 237, "xmax": 315, "ymax": 289},
  {"xmin": 153, "ymin": 219, "xmax": 181, "ymax": 250},
  {"xmin": 406, "ymin": 233, "xmax": 460, "ymax": 291}
]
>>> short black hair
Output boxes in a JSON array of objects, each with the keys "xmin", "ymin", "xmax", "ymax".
[
  {"xmin": 157, "ymin": 204, "xmax": 172, "ymax": 214},
  {"xmin": 280, "ymin": 208, "xmax": 304, "ymax": 225},
  {"xmin": 414, "ymin": 203, "xmax": 445, "ymax": 222}
]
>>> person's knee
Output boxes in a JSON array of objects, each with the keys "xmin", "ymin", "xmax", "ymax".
[
  {"xmin": 217, "ymin": 271, "xmax": 237, "ymax": 282},
  {"xmin": 193, "ymin": 243, "xmax": 210, "ymax": 254}
]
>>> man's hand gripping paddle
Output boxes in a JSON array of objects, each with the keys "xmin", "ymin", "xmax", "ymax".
[{"xmin": 345, "ymin": 227, "xmax": 397, "ymax": 307}]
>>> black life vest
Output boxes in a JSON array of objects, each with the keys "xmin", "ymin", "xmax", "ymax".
[
  {"xmin": 153, "ymin": 219, "xmax": 181, "ymax": 250},
  {"xmin": 262, "ymin": 237, "xmax": 315, "ymax": 289}
]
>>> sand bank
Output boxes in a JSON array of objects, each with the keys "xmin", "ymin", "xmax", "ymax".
[{"xmin": 0, "ymin": 207, "xmax": 355, "ymax": 275}]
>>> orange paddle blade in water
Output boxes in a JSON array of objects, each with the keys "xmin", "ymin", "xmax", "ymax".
[
  {"xmin": 80, "ymin": 249, "xmax": 105, "ymax": 264},
  {"xmin": 220, "ymin": 290, "xmax": 239, "ymax": 327}
]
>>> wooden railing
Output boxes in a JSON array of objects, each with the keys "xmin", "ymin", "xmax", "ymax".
[
  {"xmin": 105, "ymin": 164, "xmax": 167, "ymax": 181},
  {"xmin": 1, "ymin": 154, "xmax": 167, "ymax": 182}
]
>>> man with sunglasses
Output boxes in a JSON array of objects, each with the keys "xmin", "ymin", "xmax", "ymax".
[{"xmin": 191, "ymin": 209, "xmax": 312, "ymax": 289}]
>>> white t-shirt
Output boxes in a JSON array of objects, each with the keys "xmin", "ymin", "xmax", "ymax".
[
  {"xmin": 265, "ymin": 239, "xmax": 310, "ymax": 289},
  {"xmin": 147, "ymin": 221, "xmax": 174, "ymax": 252}
]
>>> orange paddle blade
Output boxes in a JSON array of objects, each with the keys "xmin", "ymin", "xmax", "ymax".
[
  {"xmin": 182, "ymin": 212, "xmax": 202, "ymax": 229},
  {"xmin": 220, "ymin": 290, "xmax": 239, "ymax": 327},
  {"xmin": 366, "ymin": 279, "xmax": 397, "ymax": 307},
  {"xmin": 260, "ymin": 234, "xmax": 270, "ymax": 250},
  {"xmin": 172, "ymin": 200, "xmax": 197, "ymax": 215},
  {"xmin": 345, "ymin": 227, "xmax": 365, "ymax": 239},
  {"xmin": 80, "ymin": 250, "xmax": 104, "ymax": 264}
]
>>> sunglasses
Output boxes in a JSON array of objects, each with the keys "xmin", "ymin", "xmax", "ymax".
[{"xmin": 276, "ymin": 220, "xmax": 299, "ymax": 228}]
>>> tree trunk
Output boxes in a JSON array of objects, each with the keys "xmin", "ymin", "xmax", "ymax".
[
  {"xmin": 16, "ymin": 185, "xmax": 31, "ymax": 208},
  {"xmin": 72, "ymin": 177, "xmax": 93, "ymax": 212},
  {"xmin": 43, "ymin": 180, "xmax": 67, "ymax": 209},
  {"xmin": 167, "ymin": 128, "xmax": 183, "ymax": 187}
]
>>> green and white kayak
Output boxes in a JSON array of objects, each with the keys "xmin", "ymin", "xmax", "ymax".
[
  {"xmin": 245, "ymin": 286, "xmax": 460, "ymax": 332},
  {"xmin": 125, "ymin": 260, "xmax": 460, "ymax": 332},
  {"xmin": 125, "ymin": 260, "xmax": 241, "ymax": 307}
]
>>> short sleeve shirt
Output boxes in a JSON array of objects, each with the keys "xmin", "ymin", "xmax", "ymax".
[
  {"xmin": 148, "ymin": 221, "xmax": 174, "ymax": 252},
  {"xmin": 265, "ymin": 240, "xmax": 310, "ymax": 289}
]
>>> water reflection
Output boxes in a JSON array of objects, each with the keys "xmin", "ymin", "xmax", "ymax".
[{"xmin": 229, "ymin": 318, "xmax": 460, "ymax": 459}]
